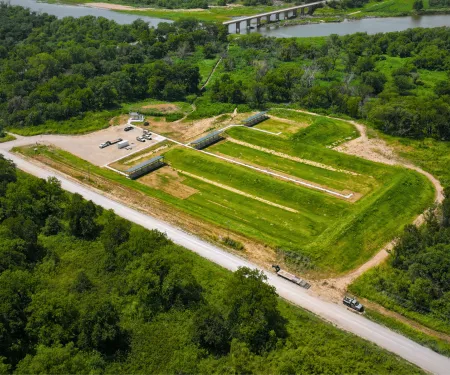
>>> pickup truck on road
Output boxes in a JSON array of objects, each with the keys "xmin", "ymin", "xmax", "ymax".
[{"xmin": 343, "ymin": 296, "xmax": 364, "ymax": 312}]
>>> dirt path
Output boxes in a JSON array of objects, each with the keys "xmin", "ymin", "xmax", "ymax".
[{"xmin": 201, "ymin": 57, "xmax": 222, "ymax": 91}]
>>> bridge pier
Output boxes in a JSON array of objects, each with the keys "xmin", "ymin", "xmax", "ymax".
[{"xmin": 223, "ymin": 1, "xmax": 327, "ymax": 33}]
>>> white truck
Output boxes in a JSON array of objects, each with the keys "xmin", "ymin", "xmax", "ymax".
[{"xmin": 117, "ymin": 140, "xmax": 129, "ymax": 149}]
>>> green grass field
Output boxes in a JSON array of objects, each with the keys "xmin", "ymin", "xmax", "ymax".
[{"xmin": 16, "ymin": 111, "xmax": 434, "ymax": 275}]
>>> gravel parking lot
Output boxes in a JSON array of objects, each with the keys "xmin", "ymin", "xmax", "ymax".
[{"xmin": 22, "ymin": 125, "xmax": 166, "ymax": 166}]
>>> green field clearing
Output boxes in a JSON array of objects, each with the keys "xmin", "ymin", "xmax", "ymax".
[
  {"xmin": 254, "ymin": 118, "xmax": 308, "ymax": 135},
  {"xmin": 15, "ymin": 112, "xmax": 434, "ymax": 274}
]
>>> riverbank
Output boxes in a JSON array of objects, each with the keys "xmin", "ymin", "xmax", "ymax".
[{"xmin": 18, "ymin": 0, "xmax": 450, "ymax": 23}]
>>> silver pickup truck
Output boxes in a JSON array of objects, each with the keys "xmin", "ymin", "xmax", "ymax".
[{"xmin": 343, "ymin": 296, "xmax": 364, "ymax": 312}]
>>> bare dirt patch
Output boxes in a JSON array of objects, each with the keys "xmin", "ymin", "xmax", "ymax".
[
  {"xmin": 145, "ymin": 114, "xmax": 234, "ymax": 143},
  {"xmin": 142, "ymin": 103, "xmax": 180, "ymax": 112},
  {"xmin": 139, "ymin": 166, "xmax": 198, "ymax": 199}
]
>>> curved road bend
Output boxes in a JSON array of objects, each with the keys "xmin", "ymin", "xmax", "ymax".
[{"xmin": 2, "ymin": 147, "xmax": 450, "ymax": 374}]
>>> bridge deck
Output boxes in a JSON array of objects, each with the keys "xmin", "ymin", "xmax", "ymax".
[{"xmin": 222, "ymin": 0, "xmax": 326, "ymax": 25}]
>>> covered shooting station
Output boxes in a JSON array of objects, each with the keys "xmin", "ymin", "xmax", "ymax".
[
  {"xmin": 242, "ymin": 111, "xmax": 269, "ymax": 127},
  {"xmin": 190, "ymin": 130, "xmax": 224, "ymax": 149},
  {"xmin": 125, "ymin": 155, "xmax": 165, "ymax": 179}
]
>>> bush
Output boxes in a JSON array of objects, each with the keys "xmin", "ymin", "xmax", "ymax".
[{"xmin": 223, "ymin": 236, "xmax": 244, "ymax": 251}]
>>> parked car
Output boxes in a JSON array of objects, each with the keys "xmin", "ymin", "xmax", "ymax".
[
  {"xmin": 99, "ymin": 141, "xmax": 111, "ymax": 149},
  {"xmin": 136, "ymin": 136, "xmax": 146, "ymax": 142},
  {"xmin": 124, "ymin": 125, "xmax": 134, "ymax": 131},
  {"xmin": 143, "ymin": 134, "xmax": 152, "ymax": 140}
]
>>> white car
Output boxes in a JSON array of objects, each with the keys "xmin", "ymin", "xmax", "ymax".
[{"xmin": 99, "ymin": 142, "xmax": 110, "ymax": 149}]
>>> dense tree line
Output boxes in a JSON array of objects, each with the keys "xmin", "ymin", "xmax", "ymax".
[
  {"xmin": 0, "ymin": 5, "xmax": 227, "ymax": 130},
  {"xmin": 213, "ymin": 28, "xmax": 450, "ymax": 140}
]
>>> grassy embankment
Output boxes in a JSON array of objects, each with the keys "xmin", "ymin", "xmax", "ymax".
[
  {"xmin": 0, "ymin": 134, "xmax": 16, "ymax": 143},
  {"xmin": 15, "ymin": 111, "xmax": 434, "ymax": 275},
  {"xmin": 364, "ymin": 309, "xmax": 450, "ymax": 357}
]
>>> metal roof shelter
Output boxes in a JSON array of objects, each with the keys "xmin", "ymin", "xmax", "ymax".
[
  {"xmin": 126, "ymin": 155, "xmax": 164, "ymax": 179},
  {"xmin": 190, "ymin": 130, "xmax": 224, "ymax": 149},
  {"xmin": 242, "ymin": 111, "xmax": 268, "ymax": 127}
]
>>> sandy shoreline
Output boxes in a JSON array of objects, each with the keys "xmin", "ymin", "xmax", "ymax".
[{"xmin": 84, "ymin": 2, "xmax": 241, "ymax": 12}]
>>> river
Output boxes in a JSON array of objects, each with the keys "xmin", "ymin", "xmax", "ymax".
[
  {"xmin": 8, "ymin": 0, "xmax": 450, "ymax": 36},
  {"xmin": 8, "ymin": 0, "xmax": 169, "ymax": 26}
]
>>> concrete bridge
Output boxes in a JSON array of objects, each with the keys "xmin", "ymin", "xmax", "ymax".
[{"xmin": 223, "ymin": 0, "xmax": 327, "ymax": 34}]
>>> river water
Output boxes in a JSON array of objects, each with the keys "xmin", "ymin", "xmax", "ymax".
[
  {"xmin": 8, "ymin": 0, "xmax": 450, "ymax": 36},
  {"xmin": 8, "ymin": 0, "xmax": 170, "ymax": 26}
]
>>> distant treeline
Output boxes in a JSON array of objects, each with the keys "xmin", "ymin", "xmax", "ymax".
[
  {"xmin": 0, "ymin": 4, "xmax": 227, "ymax": 132},
  {"xmin": 213, "ymin": 29, "xmax": 450, "ymax": 140}
]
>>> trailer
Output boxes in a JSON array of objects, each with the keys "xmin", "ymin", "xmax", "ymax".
[
  {"xmin": 110, "ymin": 138, "xmax": 123, "ymax": 145},
  {"xmin": 117, "ymin": 140, "xmax": 129, "ymax": 149},
  {"xmin": 272, "ymin": 265, "xmax": 311, "ymax": 289}
]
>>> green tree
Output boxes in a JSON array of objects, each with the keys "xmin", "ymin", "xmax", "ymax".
[
  {"xmin": 100, "ymin": 210, "xmax": 131, "ymax": 253},
  {"xmin": 42, "ymin": 215, "xmax": 62, "ymax": 236},
  {"xmin": 15, "ymin": 343, "xmax": 105, "ymax": 375},
  {"xmin": 443, "ymin": 187, "xmax": 450, "ymax": 228},
  {"xmin": 65, "ymin": 193, "xmax": 99, "ymax": 239},
  {"xmin": 192, "ymin": 306, "xmax": 230, "ymax": 355},
  {"xmin": 72, "ymin": 271, "xmax": 93, "ymax": 293},
  {"xmin": 0, "ymin": 270, "xmax": 33, "ymax": 368},
  {"xmin": 224, "ymin": 267, "xmax": 287, "ymax": 353},
  {"xmin": 78, "ymin": 301, "xmax": 129, "ymax": 357},
  {"xmin": 0, "ymin": 155, "xmax": 16, "ymax": 196},
  {"xmin": 413, "ymin": 0, "xmax": 424, "ymax": 10}
]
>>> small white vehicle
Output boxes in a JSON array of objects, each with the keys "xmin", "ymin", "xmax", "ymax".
[
  {"xmin": 99, "ymin": 141, "xmax": 111, "ymax": 149},
  {"xmin": 136, "ymin": 136, "xmax": 146, "ymax": 142}
]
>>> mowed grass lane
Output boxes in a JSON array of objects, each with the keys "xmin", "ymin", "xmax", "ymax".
[
  {"xmin": 208, "ymin": 140, "xmax": 376, "ymax": 195},
  {"xmin": 165, "ymin": 147, "xmax": 350, "ymax": 218},
  {"xmin": 226, "ymin": 121, "xmax": 391, "ymax": 178}
]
